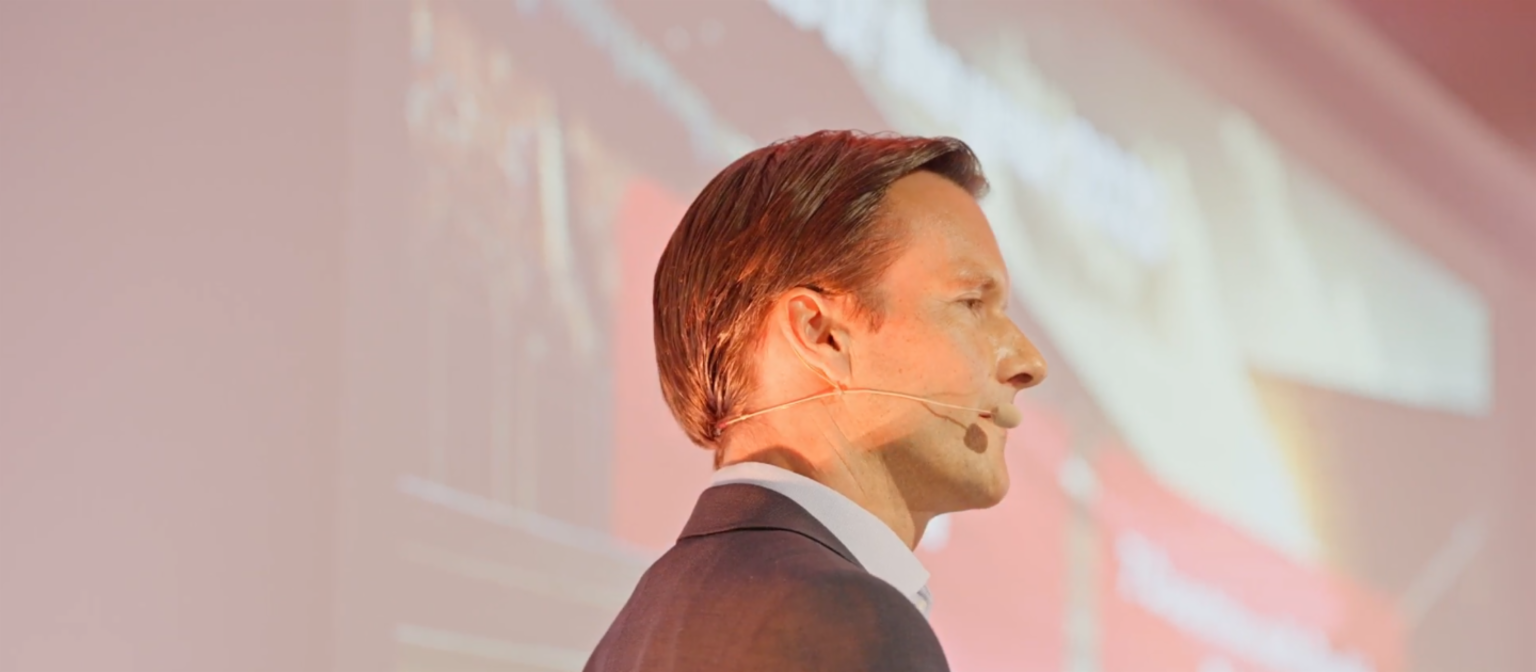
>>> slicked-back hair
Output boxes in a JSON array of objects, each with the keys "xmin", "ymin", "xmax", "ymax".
[{"xmin": 653, "ymin": 130, "xmax": 989, "ymax": 449}]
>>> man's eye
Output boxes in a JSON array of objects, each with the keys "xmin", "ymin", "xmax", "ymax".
[{"xmin": 962, "ymin": 298, "xmax": 985, "ymax": 311}]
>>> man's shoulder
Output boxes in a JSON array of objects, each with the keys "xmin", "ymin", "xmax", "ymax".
[
  {"xmin": 731, "ymin": 537, "xmax": 946, "ymax": 671},
  {"xmin": 767, "ymin": 558, "xmax": 930, "ymax": 631},
  {"xmin": 650, "ymin": 524, "xmax": 866, "ymax": 592},
  {"xmin": 590, "ymin": 528, "xmax": 947, "ymax": 672},
  {"xmin": 677, "ymin": 528, "xmax": 907, "ymax": 605}
]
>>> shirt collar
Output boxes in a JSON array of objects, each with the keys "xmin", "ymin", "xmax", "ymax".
[{"xmin": 711, "ymin": 461, "xmax": 933, "ymax": 617}]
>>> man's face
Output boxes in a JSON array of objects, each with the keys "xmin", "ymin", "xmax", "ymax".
[{"xmin": 845, "ymin": 171, "xmax": 1046, "ymax": 513}]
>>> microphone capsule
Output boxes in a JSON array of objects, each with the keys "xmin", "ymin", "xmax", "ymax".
[{"xmin": 988, "ymin": 402, "xmax": 1023, "ymax": 429}]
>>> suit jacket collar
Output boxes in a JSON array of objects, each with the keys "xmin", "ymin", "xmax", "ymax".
[{"xmin": 679, "ymin": 483, "xmax": 863, "ymax": 569}]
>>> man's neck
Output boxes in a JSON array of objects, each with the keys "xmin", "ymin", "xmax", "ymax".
[{"xmin": 720, "ymin": 443, "xmax": 933, "ymax": 549}]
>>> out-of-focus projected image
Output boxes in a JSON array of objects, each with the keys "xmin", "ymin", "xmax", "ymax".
[{"xmin": 337, "ymin": 1, "xmax": 1510, "ymax": 671}]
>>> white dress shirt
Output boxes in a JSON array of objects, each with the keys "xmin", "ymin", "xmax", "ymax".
[{"xmin": 711, "ymin": 461, "xmax": 934, "ymax": 618}]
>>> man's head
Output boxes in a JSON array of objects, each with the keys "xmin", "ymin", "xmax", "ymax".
[{"xmin": 654, "ymin": 131, "xmax": 1046, "ymax": 514}]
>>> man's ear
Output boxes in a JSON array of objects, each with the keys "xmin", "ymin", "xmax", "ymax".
[{"xmin": 778, "ymin": 288, "xmax": 854, "ymax": 387}]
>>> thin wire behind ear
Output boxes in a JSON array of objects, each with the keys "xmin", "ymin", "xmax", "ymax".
[{"xmin": 791, "ymin": 341, "xmax": 843, "ymax": 391}]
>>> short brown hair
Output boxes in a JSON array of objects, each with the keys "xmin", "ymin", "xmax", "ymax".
[{"xmin": 653, "ymin": 130, "xmax": 988, "ymax": 448}]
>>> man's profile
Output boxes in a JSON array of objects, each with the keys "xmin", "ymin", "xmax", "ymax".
[{"xmin": 585, "ymin": 131, "xmax": 1047, "ymax": 672}]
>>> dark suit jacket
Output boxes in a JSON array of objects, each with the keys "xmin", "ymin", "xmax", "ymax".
[{"xmin": 584, "ymin": 483, "xmax": 950, "ymax": 672}]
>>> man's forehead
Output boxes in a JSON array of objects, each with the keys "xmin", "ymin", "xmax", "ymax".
[
  {"xmin": 946, "ymin": 263, "xmax": 1008, "ymax": 289},
  {"xmin": 881, "ymin": 172, "xmax": 1007, "ymax": 284},
  {"xmin": 887, "ymin": 222, "xmax": 1009, "ymax": 288}
]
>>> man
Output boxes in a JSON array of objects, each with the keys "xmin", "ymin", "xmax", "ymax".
[{"xmin": 586, "ymin": 131, "xmax": 1047, "ymax": 671}]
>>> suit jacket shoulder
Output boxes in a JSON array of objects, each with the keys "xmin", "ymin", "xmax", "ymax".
[{"xmin": 584, "ymin": 484, "xmax": 949, "ymax": 672}]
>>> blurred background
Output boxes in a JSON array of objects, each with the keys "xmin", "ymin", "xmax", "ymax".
[{"xmin": 3, "ymin": 1, "xmax": 1535, "ymax": 671}]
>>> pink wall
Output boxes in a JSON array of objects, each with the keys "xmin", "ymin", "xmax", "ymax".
[{"xmin": 0, "ymin": 2, "xmax": 349, "ymax": 670}]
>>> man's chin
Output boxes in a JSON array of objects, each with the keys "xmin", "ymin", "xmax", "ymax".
[{"xmin": 963, "ymin": 469, "xmax": 1011, "ymax": 510}]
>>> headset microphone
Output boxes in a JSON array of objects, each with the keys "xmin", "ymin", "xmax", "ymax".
[
  {"xmin": 987, "ymin": 400, "xmax": 1023, "ymax": 429},
  {"xmin": 715, "ymin": 387, "xmax": 1022, "ymax": 434},
  {"xmin": 718, "ymin": 339, "xmax": 1025, "ymax": 436}
]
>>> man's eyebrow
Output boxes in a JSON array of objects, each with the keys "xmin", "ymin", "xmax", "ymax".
[
  {"xmin": 952, "ymin": 273, "xmax": 1001, "ymax": 292},
  {"xmin": 950, "ymin": 271, "xmax": 1011, "ymax": 310}
]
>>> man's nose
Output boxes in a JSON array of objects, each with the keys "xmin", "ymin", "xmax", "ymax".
[{"xmin": 999, "ymin": 322, "xmax": 1047, "ymax": 390}]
